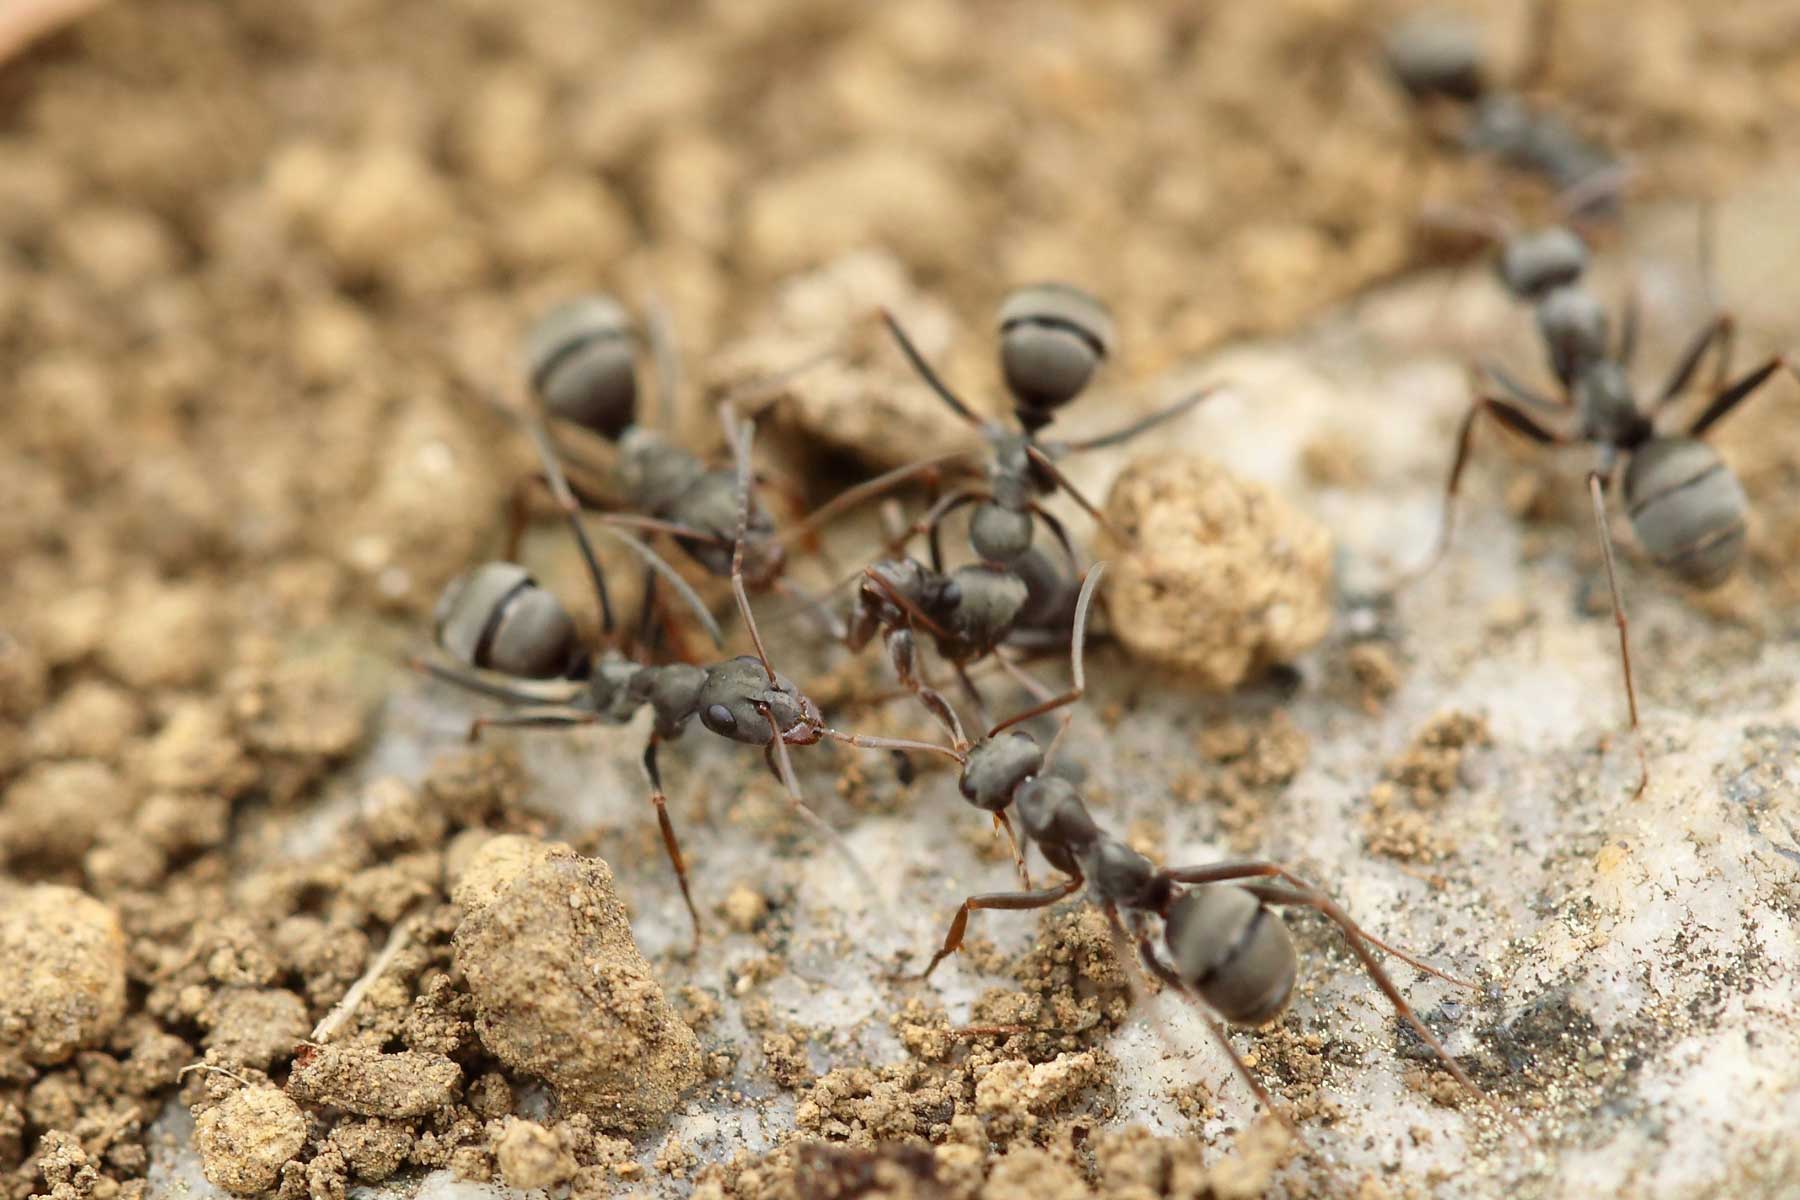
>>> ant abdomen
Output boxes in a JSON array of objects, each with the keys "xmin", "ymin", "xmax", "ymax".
[
  {"xmin": 434, "ymin": 562, "xmax": 580, "ymax": 679},
  {"xmin": 1383, "ymin": 13, "xmax": 1485, "ymax": 103},
  {"xmin": 996, "ymin": 283, "xmax": 1115, "ymax": 425},
  {"xmin": 525, "ymin": 294, "xmax": 640, "ymax": 441},
  {"xmin": 1623, "ymin": 437, "xmax": 1749, "ymax": 590},
  {"xmin": 1164, "ymin": 887, "xmax": 1298, "ymax": 1028}
]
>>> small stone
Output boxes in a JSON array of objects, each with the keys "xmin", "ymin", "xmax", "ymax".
[{"xmin": 195, "ymin": 1087, "xmax": 307, "ymax": 1196}]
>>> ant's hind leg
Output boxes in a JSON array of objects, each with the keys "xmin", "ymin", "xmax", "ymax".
[{"xmin": 1585, "ymin": 471, "xmax": 1649, "ymax": 800}]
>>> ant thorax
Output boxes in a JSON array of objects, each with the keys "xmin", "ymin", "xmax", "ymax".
[
  {"xmin": 587, "ymin": 656, "xmax": 650, "ymax": 724},
  {"xmin": 1575, "ymin": 361, "xmax": 1652, "ymax": 449}
]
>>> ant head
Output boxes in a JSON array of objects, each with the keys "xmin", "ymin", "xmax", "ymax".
[
  {"xmin": 699, "ymin": 656, "xmax": 823, "ymax": 748},
  {"xmin": 1164, "ymin": 886, "xmax": 1296, "ymax": 1027},
  {"xmin": 942, "ymin": 564, "xmax": 1028, "ymax": 648},
  {"xmin": 1383, "ymin": 13, "xmax": 1485, "ymax": 103},
  {"xmin": 1498, "ymin": 227, "xmax": 1588, "ymax": 301},
  {"xmin": 959, "ymin": 730, "xmax": 1044, "ymax": 813},
  {"xmin": 525, "ymin": 294, "xmax": 640, "ymax": 441},
  {"xmin": 996, "ymin": 283, "xmax": 1114, "ymax": 429},
  {"xmin": 434, "ymin": 562, "xmax": 580, "ymax": 680}
]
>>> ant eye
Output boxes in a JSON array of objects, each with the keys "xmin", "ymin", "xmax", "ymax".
[
  {"xmin": 703, "ymin": 703, "xmax": 737, "ymax": 735},
  {"xmin": 940, "ymin": 580, "xmax": 962, "ymax": 608}
]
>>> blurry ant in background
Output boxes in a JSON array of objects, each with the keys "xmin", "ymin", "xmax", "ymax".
[
  {"xmin": 885, "ymin": 565, "xmax": 1490, "ymax": 1136},
  {"xmin": 510, "ymin": 292, "xmax": 847, "ymax": 651},
  {"xmin": 420, "ymin": 401, "xmax": 946, "ymax": 947},
  {"xmin": 1383, "ymin": 4, "xmax": 1626, "ymax": 219},
  {"xmin": 1400, "ymin": 206, "xmax": 1799, "ymax": 798}
]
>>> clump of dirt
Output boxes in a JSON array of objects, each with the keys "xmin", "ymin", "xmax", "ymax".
[
  {"xmin": 1363, "ymin": 710, "xmax": 1491, "ymax": 863},
  {"xmin": 1100, "ymin": 451, "xmax": 1334, "ymax": 688},
  {"xmin": 0, "ymin": 883, "xmax": 127, "ymax": 1068},
  {"xmin": 193, "ymin": 1086, "xmax": 306, "ymax": 1196},
  {"xmin": 451, "ymin": 834, "xmax": 703, "ymax": 1130}
]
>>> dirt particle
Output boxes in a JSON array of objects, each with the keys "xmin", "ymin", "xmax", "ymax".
[
  {"xmin": 1, "ymin": 760, "xmax": 130, "ymax": 867},
  {"xmin": 200, "ymin": 989, "xmax": 310, "ymax": 1071},
  {"xmin": 722, "ymin": 883, "xmax": 771, "ymax": 933},
  {"xmin": 451, "ymin": 836, "xmax": 701, "ymax": 1130},
  {"xmin": 286, "ymin": 1044, "xmax": 462, "ymax": 1119},
  {"xmin": 1101, "ymin": 451, "xmax": 1333, "ymax": 689},
  {"xmin": 494, "ymin": 1118, "xmax": 576, "ymax": 1192},
  {"xmin": 0, "ymin": 883, "xmax": 127, "ymax": 1065},
  {"xmin": 194, "ymin": 1086, "xmax": 306, "ymax": 1196}
]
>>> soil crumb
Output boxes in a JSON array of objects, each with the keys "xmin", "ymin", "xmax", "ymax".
[
  {"xmin": 1364, "ymin": 710, "xmax": 1491, "ymax": 863},
  {"xmin": 1101, "ymin": 451, "xmax": 1333, "ymax": 688},
  {"xmin": 451, "ymin": 834, "xmax": 703, "ymax": 1130}
]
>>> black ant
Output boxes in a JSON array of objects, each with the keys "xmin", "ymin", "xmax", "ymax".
[
  {"xmin": 886, "ymin": 565, "xmax": 1488, "ymax": 1135},
  {"xmin": 421, "ymin": 401, "xmax": 939, "ymax": 947},
  {"xmin": 510, "ymin": 292, "xmax": 841, "ymax": 645},
  {"xmin": 1404, "ymin": 214, "xmax": 1798, "ymax": 797},
  {"xmin": 1383, "ymin": 6, "xmax": 1624, "ymax": 215}
]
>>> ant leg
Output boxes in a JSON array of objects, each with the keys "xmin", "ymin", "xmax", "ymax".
[
  {"xmin": 1397, "ymin": 392, "xmax": 1568, "ymax": 589},
  {"xmin": 1687, "ymin": 353, "xmax": 1795, "ymax": 439},
  {"xmin": 922, "ymin": 488, "xmax": 989, "ymax": 571},
  {"xmin": 1618, "ymin": 278, "xmax": 1640, "ymax": 368},
  {"xmin": 1162, "ymin": 863, "xmax": 1486, "ymax": 1108},
  {"xmin": 780, "ymin": 451, "xmax": 981, "ymax": 550},
  {"xmin": 1478, "ymin": 361, "xmax": 1568, "ymax": 414},
  {"xmin": 642, "ymin": 734, "xmax": 702, "ymax": 948},
  {"xmin": 1122, "ymin": 918, "xmax": 1301, "ymax": 1139},
  {"xmin": 634, "ymin": 565, "xmax": 663, "ymax": 660},
  {"xmin": 1586, "ymin": 471, "xmax": 1649, "ymax": 800},
  {"xmin": 1160, "ymin": 861, "xmax": 1475, "ymax": 986},
  {"xmin": 757, "ymin": 707, "xmax": 888, "ymax": 917},
  {"xmin": 520, "ymin": 418, "xmax": 616, "ymax": 636},
  {"xmin": 1022, "ymin": 442, "xmax": 1129, "ymax": 543},
  {"xmin": 909, "ymin": 874, "xmax": 1083, "ymax": 980},
  {"xmin": 885, "ymin": 628, "xmax": 968, "ymax": 746},
  {"xmin": 954, "ymin": 661, "xmax": 994, "ymax": 731},
  {"xmin": 1053, "ymin": 385, "xmax": 1220, "ymax": 453},
  {"xmin": 1235, "ymin": 880, "xmax": 1487, "ymax": 1110},
  {"xmin": 410, "ymin": 659, "xmax": 585, "ymax": 706},
  {"xmin": 467, "ymin": 708, "xmax": 599, "ymax": 743},
  {"xmin": 1652, "ymin": 314, "xmax": 1734, "ymax": 417},
  {"xmin": 994, "ymin": 810, "xmax": 1032, "ymax": 888}
]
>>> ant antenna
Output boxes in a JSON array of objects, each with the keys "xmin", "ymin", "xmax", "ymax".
[
  {"xmin": 879, "ymin": 307, "xmax": 989, "ymax": 430},
  {"xmin": 722, "ymin": 401, "xmax": 778, "ymax": 683},
  {"xmin": 988, "ymin": 563, "xmax": 1104, "ymax": 736},
  {"xmin": 595, "ymin": 526, "xmax": 724, "ymax": 650}
]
